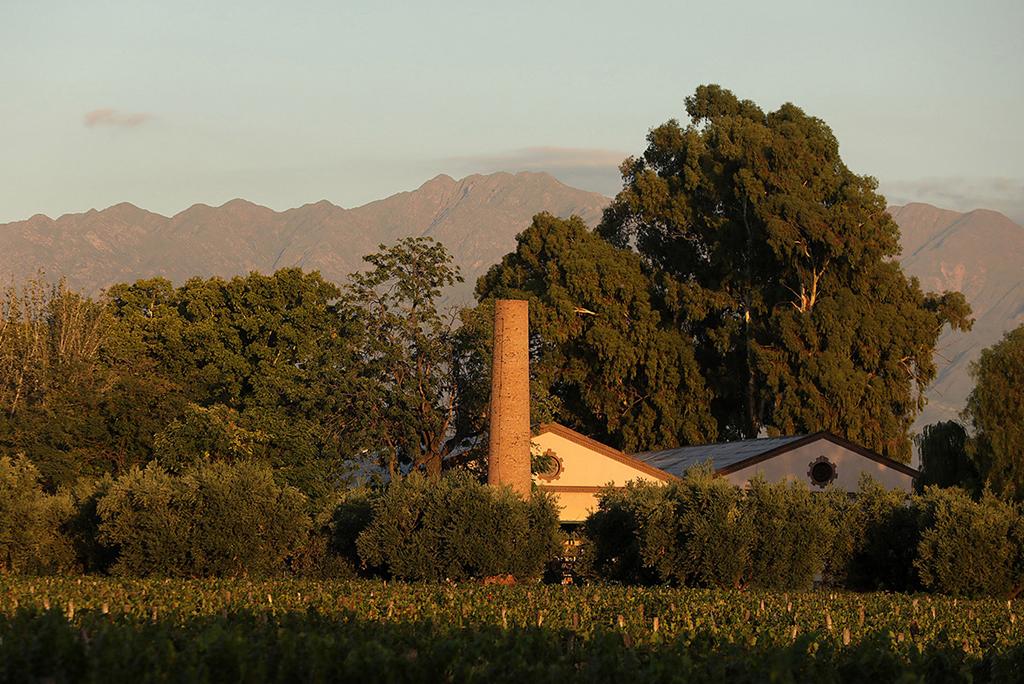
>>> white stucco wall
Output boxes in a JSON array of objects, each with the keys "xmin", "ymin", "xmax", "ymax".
[
  {"xmin": 531, "ymin": 428, "xmax": 668, "ymax": 523},
  {"xmin": 722, "ymin": 439, "xmax": 916, "ymax": 493}
]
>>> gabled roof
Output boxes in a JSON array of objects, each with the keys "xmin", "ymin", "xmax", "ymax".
[
  {"xmin": 631, "ymin": 431, "xmax": 919, "ymax": 479},
  {"xmin": 535, "ymin": 423, "xmax": 675, "ymax": 482}
]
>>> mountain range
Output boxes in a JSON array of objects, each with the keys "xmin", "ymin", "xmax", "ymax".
[
  {"xmin": 0, "ymin": 171, "xmax": 608, "ymax": 308},
  {"xmin": 2, "ymin": 171, "xmax": 1021, "ymax": 434}
]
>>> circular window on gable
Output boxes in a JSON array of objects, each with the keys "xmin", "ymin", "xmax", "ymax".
[
  {"xmin": 807, "ymin": 455, "xmax": 837, "ymax": 488},
  {"xmin": 537, "ymin": 449, "xmax": 563, "ymax": 482}
]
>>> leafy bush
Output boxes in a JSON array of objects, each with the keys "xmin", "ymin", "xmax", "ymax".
[
  {"xmin": 742, "ymin": 476, "xmax": 834, "ymax": 590},
  {"xmin": 581, "ymin": 480, "xmax": 670, "ymax": 585},
  {"xmin": 0, "ymin": 455, "xmax": 75, "ymax": 574},
  {"xmin": 841, "ymin": 476, "xmax": 921, "ymax": 592},
  {"xmin": 58, "ymin": 474, "xmax": 117, "ymax": 574},
  {"xmin": 671, "ymin": 470, "xmax": 753, "ymax": 588},
  {"xmin": 355, "ymin": 472, "xmax": 562, "ymax": 581},
  {"xmin": 583, "ymin": 469, "xmax": 838, "ymax": 589},
  {"xmin": 327, "ymin": 486, "xmax": 375, "ymax": 569},
  {"xmin": 289, "ymin": 487, "xmax": 371, "ymax": 579},
  {"xmin": 915, "ymin": 486, "xmax": 1024, "ymax": 597},
  {"xmin": 97, "ymin": 459, "xmax": 309, "ymax": 577}
]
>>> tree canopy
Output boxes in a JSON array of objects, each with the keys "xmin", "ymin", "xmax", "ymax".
[
  {"xmin": 597, "ymin": 85, "xmax": 971, "ymax": 461},
  {"xmin": 914, "ymin": 420, "xmax": 979, "ymax": 494},
  {"xmin": 475, "ymin": 213, "xmax": 716, "ymax": 452},
  {"xmin": 342, "ymin": 237, "xmax": 470, "ymax": 477},
  {"xmin": 965, "ymin": 324, "xmax": 1024, "ymax": 500}
]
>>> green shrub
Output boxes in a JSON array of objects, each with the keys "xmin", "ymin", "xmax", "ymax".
[
  {"xmin": 97, "ymin": 459, "xmax": 310, "ymax": 577},
  {"xmin": 670, "ymin": 469, "xmax": 753, "ymax": 588},
  {"xmin": 818, "ymin": 487, "xmax": 861, "ymax": 587},
  {"xmin": 58, "ymin": 474, "xmax": 117, "ymax": 574},
  {"xmin": 742, "ymin": 476, "xmax": 834, "ymax": 590},
  {"xmin": 355, "ymin": 472, "xmax": 562, "ymax": 581},
  {"xmin": 842, "ymin": 476, "xmax": 921, "ymax": 592},
  {"xmin": 288, "ymin": 487, "xmax": 370, "ymax": 579},
  {"xmin": 915, "ymin": 486, "xmax": 1024, "ymax": 597},
  {"xmin": 0, "ymin": 455, "xmax": 75, "ymax": 574},
  {"xmin": 584, "ymin": 470, "xmax": 839, "ymax": 589},
  {"xmin": 327, "ymin": 486, "xmax": 375, "ymax": 570},
  {"xmin": 581, "ymin": 480, "xmax": 669, "ymax": 585}
]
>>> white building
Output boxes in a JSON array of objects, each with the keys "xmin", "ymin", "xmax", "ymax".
[{"xmin": 532, "ymin": 423, "xmax": 918, "ymax": 523}]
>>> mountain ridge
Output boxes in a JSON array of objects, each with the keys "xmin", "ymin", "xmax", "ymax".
[{"xmin": 0, "ymin": 171, "xmax": 610, "ymax": 308}]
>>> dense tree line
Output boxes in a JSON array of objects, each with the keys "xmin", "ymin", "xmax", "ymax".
[
  {"xmin": 0, "ymin": 85, "xmax": 1000, "ymax": 510},
  {"xmin": 0, "ymin": 239, "xmax": 485, "ymax": 497}
]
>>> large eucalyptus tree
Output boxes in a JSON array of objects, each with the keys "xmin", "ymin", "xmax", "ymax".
[{"xmin": 598, "ymin": 85, "xmax": 971, "ymax": 461}]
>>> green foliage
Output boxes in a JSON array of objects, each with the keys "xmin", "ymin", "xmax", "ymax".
[
  {"xmin": 325, "ymin": 486, "xmax": 376, "ymax": 571},
  {"xmin": 915, "ymin": 487, "xmax": 1024, "ymax": 597},
  {"xmin": 839, "ymin": 476, "xmax": 921, "ymax": 592},
  {"xmin": 743, "ymin": 476, "xmax": 833, "ymax": 590},
  {"xmin": 97, "ymin": 459, "xmax": 309, "ymax": 577},
  {"xmin": 343, "ymin": 238, "xmax": 471, "ymax": 477},
  {"xmin": 584, "ymin": 470, "xmax": 836, "ymax": 590},
  {"xmin": 914, "ymin": 420, "xmax": 980, "ymax": 494},
  {"xmin": 0, "ymin": 268, "xmax": 360, "ymax": 492},
  {"xmin": 598, "ymin": 85, "xmax": 971, "ymax": 460},
  {"xmin": 475, "ymin": 213, "xmax": 716, "ymax": 452},
  {"xmin": 582, "ymin": 480, "xmax": 669, "ymax": 585},
  {"xmin": 669, "ymin": 469, "xmax": 754, "ymax": 588},
  {"xmin": 355, "ymin": 472, "xmax": 562, "ymax": 581},
  {"xmin": 0, "ymin": 275, "xmax": 120, "ymax": 486},
  {"xmin": 105, "ymin": 268, "xmax": 360, "ymax": 499},
  {"xmin": 0, "ymin": 456, "xmax": 75, "ymax": 573},
  {"xmin": 154, "ymin": 403, "xmax": 271, "ymax": 472},
  {"xmin": 58, "ymin": 474, "xmax": 118, "ymax": 574},
  {"xmin": 965, "ymin": 324, "xmax": 1024, "ymax": 500}
]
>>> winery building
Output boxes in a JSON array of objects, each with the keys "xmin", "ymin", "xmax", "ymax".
[{"xmin": 531, "ymin": 423, "xmax": 919, "ymax": 523}]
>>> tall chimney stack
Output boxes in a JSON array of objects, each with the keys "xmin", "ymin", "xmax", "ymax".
[{"xmin": 488, "ymin": 299, "xmax": 531, "ymax": 498}]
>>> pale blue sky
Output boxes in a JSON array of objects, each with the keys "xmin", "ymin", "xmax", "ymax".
[{"xmin": 2, "ymin": 0, "xmax": 1022, "ymax": 225}]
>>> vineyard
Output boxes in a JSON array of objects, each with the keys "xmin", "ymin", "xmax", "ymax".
[{"xmin": 2, "ymin": 577, "xmax": 1023, "ymax": 682}]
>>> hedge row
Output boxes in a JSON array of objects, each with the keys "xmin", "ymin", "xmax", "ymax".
[
  {"xmin": 583, "ymin": 469, "xmax": 1024, "ymax": 597},
  {"xmin": 0, "ymin": 456, "xmax": 562, "ymax": 581}
]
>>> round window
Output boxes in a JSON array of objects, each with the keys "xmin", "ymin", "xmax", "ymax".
[
  {"xmin": 807, "ymin": 456, "xmax": 837, "ymax": 488},
  {"xmin": 537, "ymin": 450, "xmax": 563, "ymax": 482}
]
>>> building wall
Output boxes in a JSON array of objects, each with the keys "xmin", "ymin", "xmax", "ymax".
[
  {"xmin": 530, "ymin": 429, "xmax": 667, "ymax": 523},
  {"xmin": 722, "ymin": 440, "xmax": 916, "ymax": 492}
]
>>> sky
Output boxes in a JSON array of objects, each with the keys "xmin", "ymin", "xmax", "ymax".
[{"xmin": 2, "ymin": 0, "xmax": 1023, "ymax": 226}]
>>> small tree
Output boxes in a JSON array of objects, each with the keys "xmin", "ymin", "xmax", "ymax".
[
  {"xmin": 914, "ymin": 420, "xmax": 980, "ymax": 494},
  {"xmin": 343, "ymin": 238, "xmax": 467, "ymax": 478},
  {"xmin": 915, "ymin": 487, "xmax": 1024, "ymax": 597},
  {"xmin": 965, "ymin": 325, "xmax": 1024, "ymax": 500}
]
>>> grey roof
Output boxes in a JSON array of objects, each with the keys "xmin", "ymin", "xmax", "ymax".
[{"xmin": 631, "ymin": 435, "xmax": 809, "ymax": 477}]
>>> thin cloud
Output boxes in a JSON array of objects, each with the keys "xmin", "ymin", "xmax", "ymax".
[
  {"xmin": 882, "ymin": 177, "xmax": 1024, "ymax": 226},
  {"xmin": 84, "ymin": 108, "xmax": 153, "ymax": 128}
]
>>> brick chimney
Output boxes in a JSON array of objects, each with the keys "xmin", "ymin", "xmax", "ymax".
[{"xmin": 487, "ymin": 299, "xmax": 531, "ymax": 498}]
